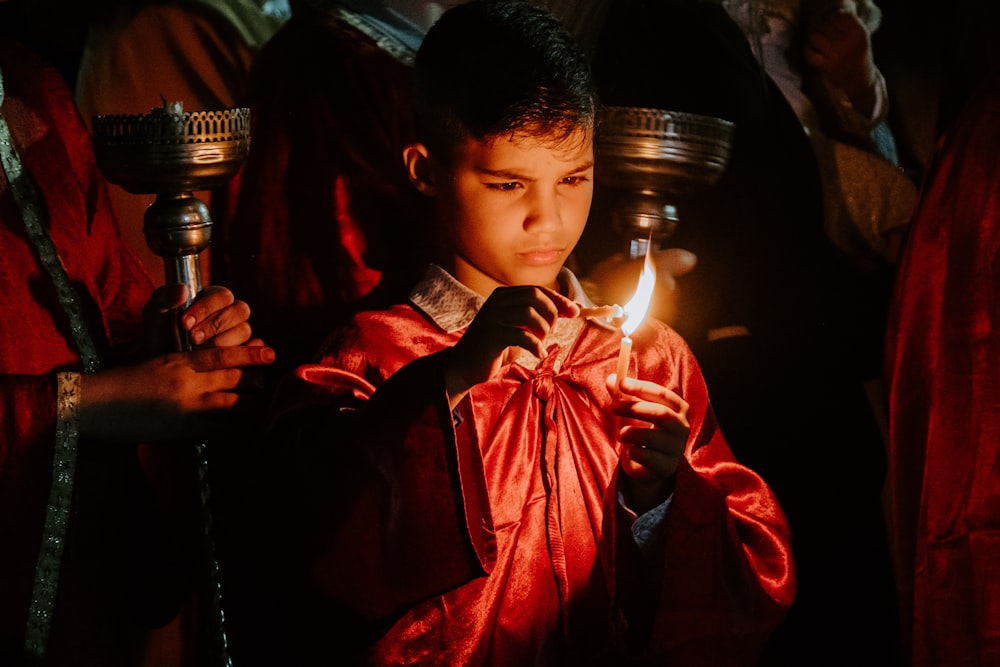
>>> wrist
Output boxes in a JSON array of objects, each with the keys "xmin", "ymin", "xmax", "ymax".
[
  {"xmin": 76, "ymin": 370, "xmax": 121, "ymax": 440},
  {"xmin": 626, "ymin": 475, "xmax": 675, "ymax": 515}
]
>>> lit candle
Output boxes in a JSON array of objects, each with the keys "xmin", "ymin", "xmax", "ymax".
[
  {"xmin": 615, "ymin": 247, "xmax": 657, "ymax": 393},
  {"xmin": 615, "ymin": 334, "xmax": 633, "ymax": 393}
]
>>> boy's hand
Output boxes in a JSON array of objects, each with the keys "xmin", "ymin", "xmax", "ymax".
[
  {"xmin": 445, "ymin": 285, "xmax": 579, "ymax": 407},
  {"xmin": 607, "ymin": 375, "xmax": 690, "ymax": 512},
  {"xmin": 804, "ymin": 6, "xmax": 878, "ymax": 116},
  {"xmin": 79, "ymin": 344, "xmax": 276, "ymax": 443}
]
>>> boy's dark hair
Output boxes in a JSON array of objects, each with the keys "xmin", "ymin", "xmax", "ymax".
[{"xmin": 413, "ymin": 0, "xmax": 597, "ymax": 153}]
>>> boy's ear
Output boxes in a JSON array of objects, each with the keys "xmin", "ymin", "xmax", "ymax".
[{"xmin": 403, "ymin": 143, "xmax": 436, "ymax": 196}]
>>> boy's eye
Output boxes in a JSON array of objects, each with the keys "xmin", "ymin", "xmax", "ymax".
[
  {"xmin": 486, "ymin": 182, "xmax": 521, "ymax": 192},
  {"xmin": 561, "ymin": 175, "xmax": 590, "ymax": 186}
]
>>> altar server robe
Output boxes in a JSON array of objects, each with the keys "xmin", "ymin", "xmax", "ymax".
[{"xmin": 273, "ymin": 267, "xmax": 795, "ymax": 666}]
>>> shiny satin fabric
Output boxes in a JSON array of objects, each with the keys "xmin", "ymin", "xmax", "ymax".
[
  {"xmin": 885, "ymin": 72, "xmax": 1000, "ymax": 667},
  {"xmin": 275, "ymin": 301, "xmax": 795, "ymax": 666}
]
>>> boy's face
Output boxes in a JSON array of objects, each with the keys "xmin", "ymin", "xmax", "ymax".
[{"xmin": 421, "ymin": 128, "xmax": 594, "ymax": 297}]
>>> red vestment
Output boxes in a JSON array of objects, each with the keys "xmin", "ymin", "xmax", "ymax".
[
  {"xmin": 885, "ymin": 72, "xmax": 1000, "ymax": 667},
  {"xmin": 0, "ymin": 42, "xmax": 156, "ymax": 663},
  {"xmin": 273, "ymin": 267, "xmax": 795, "ymax": 666}
]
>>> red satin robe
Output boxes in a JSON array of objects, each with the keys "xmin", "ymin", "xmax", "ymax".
[
  {"xmin": 274, "ymin": 268, "xmax": 795, "ymax": 666},
  {"xmin": 0, "ymin": 41, "xmax": 155, "ymax": 663},
  {"xmin": 885, "ymin": 72, "xmax": 1000, "ymax": 667}
]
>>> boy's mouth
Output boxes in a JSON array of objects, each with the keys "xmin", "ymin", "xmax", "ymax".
[{"xmin": 517, "ymin": 248, "xmax": 564, "ymax": 266}]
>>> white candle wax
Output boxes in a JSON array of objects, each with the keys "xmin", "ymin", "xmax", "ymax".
[{"xmin": 615, "ymin": 335, "xmax": 632, "ymax": 393}]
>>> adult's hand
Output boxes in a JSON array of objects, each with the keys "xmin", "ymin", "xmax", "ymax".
[
  {"xmin": 142, "ymin": 284, "xmax": 254, "ymax": 355},
  {"xmin": 78, "ymin": 344, "xmax": 275, "ymax": 443}
]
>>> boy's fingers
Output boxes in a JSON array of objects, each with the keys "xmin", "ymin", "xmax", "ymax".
[
  {"xmin": 608, "ymin": 376, "xmax": 692, "ymax": 432},
  {"xmin": 621, "ymin": 402, "xmax": 690, "ymax": 433},
  {"xmin": 624, "ymin": 443, "xmax": 682, "ymax": 479},
  {"xmin": 619, "ymin": 423, "xmax": 687, "ymax": 450},
  {"xmin": 548, "ymin": 289, "xmax": 582, "ymax": 318},
  {"xmin": 610, "ymin": 375, "xmax": 684, "ymax": 406},
  {"xmin": 521, "ymin": 286, "xmax": 563, "ymax": 322}
]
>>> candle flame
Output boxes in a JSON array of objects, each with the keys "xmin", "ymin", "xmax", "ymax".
[{"xmin": 621, "ymin": 249, "xmax": 656, "ymax": 337}]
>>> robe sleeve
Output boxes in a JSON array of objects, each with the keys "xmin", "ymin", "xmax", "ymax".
[
  {"xmin": 272, "ymin": 346, "xmax": 496, "ymax": 623},
  {"xmin": 604, "ymin": 328, "xmax": 796, "ymax": 664}
]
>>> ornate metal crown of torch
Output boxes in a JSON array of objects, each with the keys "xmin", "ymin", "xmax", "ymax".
[
  {"xmin": 596, "ymin": 106, "xmax": 734, "ymax": 259},
  {"xmin": 92, "ymin": 105, "xmax": 250, "ymax": 326}
]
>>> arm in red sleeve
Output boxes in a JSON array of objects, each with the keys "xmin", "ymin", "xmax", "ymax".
[
  {"xmin": 604, "ymin": 329, "xmax": 796, "ymax": 665},
  {"xmin": 273, "ymin": 349, "xmax": 496, "ymax": 623}
]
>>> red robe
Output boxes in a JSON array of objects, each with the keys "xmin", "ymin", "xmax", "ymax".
[
  {"xmin": 0, "ymin": 42, "xmax": 156, "ymax": 663},
  {"xmin": 885, "ymin": 71, "xmax": 1000, "ymax": 667},
  {"xmin": 273, "ymin": 268, "xmax": 795, "ymax": 666}
]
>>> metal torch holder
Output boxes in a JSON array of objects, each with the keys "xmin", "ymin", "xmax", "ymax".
[
  {"xmin": 92, "ymin": 106, "xmax": 250, "ymax": 667},
  {"xmin": 596, "ymin": 106, "xmax": 734, "ymax": 258},
  {"xmin": 92, "ymin": 108, "xmax": 250, "ymax": 339}
]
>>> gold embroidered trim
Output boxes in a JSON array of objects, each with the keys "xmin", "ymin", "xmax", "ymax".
[
  {"xmin": 0, "ymin": 65, "xmax": 101, "ymax": 658},
  {"xmin": 23, "ymin": 372, "xmax": 82, "ymax": 656}
]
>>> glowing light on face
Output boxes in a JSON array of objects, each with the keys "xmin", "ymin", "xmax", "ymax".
[{"xmin": 620, "ymin": 248, "xmax": 656, "ymax": 337}]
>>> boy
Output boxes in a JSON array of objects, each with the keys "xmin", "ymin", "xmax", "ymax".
[{"xmin": 272, "ymin": 2, "xmax": 794, "ymax": 664}]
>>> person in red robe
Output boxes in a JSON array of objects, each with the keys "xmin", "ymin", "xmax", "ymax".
[
  {"xmin": 0, "ymin": 39, "xmax": 274, "ymax": 665},
  {"xmin": 884, "ymin": 68, "xmax": 1000, "ymax": 667},
  {"xmin": 269, "ymin": 3, "xmax": 795, "ymax": 664}
]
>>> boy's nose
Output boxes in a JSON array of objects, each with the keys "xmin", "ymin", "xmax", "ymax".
[{"xmin": 523, "ymin": 189, "xmax": 563, "ymax": 232}]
